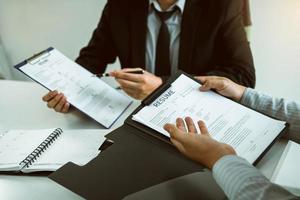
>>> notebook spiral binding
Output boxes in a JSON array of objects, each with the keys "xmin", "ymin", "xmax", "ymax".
[{"xmin": 19, "ymin": 128, "xmax": 63, "ymax": 170}]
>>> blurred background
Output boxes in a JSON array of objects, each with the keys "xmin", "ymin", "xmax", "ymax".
[{"xmin": 0, "ymin": 0, "xmax": 299, "ymax": 100}]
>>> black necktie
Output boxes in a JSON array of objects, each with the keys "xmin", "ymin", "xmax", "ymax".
[{"xmin": 154, "ymin": 6, "xmax": 178, "ymax": 76}]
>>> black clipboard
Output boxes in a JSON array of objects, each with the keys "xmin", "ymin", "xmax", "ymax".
[
  {"xmin": 14, "ymin": 47, "xmax": 54, "ymax": 91},
  {"xmin": 49, "ymin": 71, "xmax": 287, "ymax": 200},
  {"xmin": 49, "ymin": 71, "xmax": 227, "ymax": 200},
  {"xmin": 14, "ymin": 47, "xmax": 132, "ymax": 129},
  {"xmin": 109, "ymin": 70, "xmax": 287, "ymax": 165}
]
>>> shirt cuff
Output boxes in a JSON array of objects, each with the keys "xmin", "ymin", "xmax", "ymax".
[
  {"xmin": 212, "ymin": 155, "xmax": 267, "ymax": 200},
  {"xmin": 239, "ymin": 88, "xmax": 257, "ymax": 106}
]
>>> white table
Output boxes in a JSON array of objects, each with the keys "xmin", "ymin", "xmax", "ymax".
[
  {"xmin": 0, "ymin": 80, "xmax": 288, "ymax": 200},
  {"xmin": 0, "ymin": 80, "xmax": 140, "ymax": 200}
]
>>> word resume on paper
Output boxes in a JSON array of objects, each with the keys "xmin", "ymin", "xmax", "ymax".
[
  {"xmin": 133, "ymin": 74, "xmax": 286, "ymax": 164},
  {"xmin": 16, "ymin": 48, "xmax": 132, "ymax": 128}
]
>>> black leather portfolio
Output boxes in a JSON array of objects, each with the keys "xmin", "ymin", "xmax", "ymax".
[
  {"xmin": 123, "ymin": 172, "xmax": 226, "ymax": 200},
  {"xmin": 49, "ymin": 72, "xmax": 226, "ymax": 200},
  {"xmin": 49, "ymin": 71, "xmax": 286, "ymax": 200}
]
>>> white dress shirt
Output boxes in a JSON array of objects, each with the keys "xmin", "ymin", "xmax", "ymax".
[{"xmin": 146, "ymin": 0, "xmax": 186, "ymax": 75}]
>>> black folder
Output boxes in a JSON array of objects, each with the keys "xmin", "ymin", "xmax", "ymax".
[
  {"xmin": 123, "ymin": 172, "xmax": 226, "ymax": 200},
  {"xmin": 49, "ymin": 72, "xmax": 226, "ymax": 200},
  {"xmin": 49, "ymin": 71, "xmax": 286, "ymax": 199}
]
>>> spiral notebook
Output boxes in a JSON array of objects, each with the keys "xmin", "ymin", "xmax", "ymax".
[{"xmin": 0, "ymin": 128, "xmax": 106, "ymax": 173}]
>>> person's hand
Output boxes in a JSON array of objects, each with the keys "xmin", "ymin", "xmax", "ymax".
[
  {"xmin": 195, "ymin": 76, "xmax": 246, "ymax": 102},
  {"xmin": 110, "ymin": 68, "xmax": 163, "ymax": 100},
  {"xmin": 42, "ymin": 91, "xmax": 70, "ymax": 113},
  {"xmin": 164, "ymin": 117, "xmax": 236, "ymax": 170}
]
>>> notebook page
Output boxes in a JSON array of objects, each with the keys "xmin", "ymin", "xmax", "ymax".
[
  {"xmin": 18, "ymin": 49, "xmax": 132, "ymax": 128},
  {"xmin": 0, "ymin": 129, "xmax": 54, "ymax": 171},
  {"xmin": 133, "ymin": 74, "xmax": 286, "ymax": 164},
  {"xmin": 26, "ymin": 129, "xmax": 106, "ymax": 172}
]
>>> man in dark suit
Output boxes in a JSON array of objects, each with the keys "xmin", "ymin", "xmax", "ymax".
[
  {"xmin": 242, "ymin": 0, "xmax": 252, "ymax": 26},
  {"xmin": 43, "ymin": 0, "xmax": 255, "ymax": 113}
]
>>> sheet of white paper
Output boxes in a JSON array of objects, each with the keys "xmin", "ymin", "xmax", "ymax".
[
  {"xmin": 19, "ymin": 49, "xmax": 132, "ymax": 128},
  {"xmin": 271, "ymin": 141, "xmax": 300, "ymax": 195},
  {"xmin": 133, "ymin": 74, "xmax": 286, "ymax": 164},
  {"xmin": 0, "ymin": 129, "xmax": 55, "ymax": 171},
  {"xmin": 26, "ymin": 129, "xmax": 106, "ymax": 172}
]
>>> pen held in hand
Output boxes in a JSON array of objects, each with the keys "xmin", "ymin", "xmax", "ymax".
[
  {"xmin": 92, "ymin": 69, "xmax": 144, "ymax": 78},
  {"xmin": 92, "ymin": 73, "xmax": 111, "ymax": 78}
]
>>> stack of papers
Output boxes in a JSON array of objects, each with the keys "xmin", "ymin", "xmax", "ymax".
[{"xmin": 271, "ymin": 141, "xmax": 300, "ymax": 196}]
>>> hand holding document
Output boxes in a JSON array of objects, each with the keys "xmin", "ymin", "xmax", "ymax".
[
  {"xmin": 133, "ymin": 74, "xmax": 286, "ymax": 164},
  {"xmin": 15, "ymin": 48, "xmax": 132, "ymax": 128}
]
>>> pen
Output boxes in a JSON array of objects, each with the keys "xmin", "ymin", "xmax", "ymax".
[{"xmin": 92, "ymin": 69, "xmax": 144, "ymax": 78}]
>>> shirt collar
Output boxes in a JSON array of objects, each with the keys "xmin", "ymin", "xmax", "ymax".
[{"xmin": 148, "ymin": 0, "xmax": 186, "ymax": 13}]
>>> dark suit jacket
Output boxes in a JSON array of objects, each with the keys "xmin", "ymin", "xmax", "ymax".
[
  {"xmin": 242, "ymin": 0, "xmax": 252, "ymax": 26},
  {"xmin": 76, "ymin": 0, "xmax": 256, "ymax": 87}
]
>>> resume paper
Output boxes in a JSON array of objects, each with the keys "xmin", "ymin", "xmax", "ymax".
[{"xmin": 133, "ymin": 75, "xmax": 286, "ymax": 164}]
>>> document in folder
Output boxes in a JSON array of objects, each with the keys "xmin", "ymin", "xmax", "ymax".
[
  {"xmin": 15, "ymin": 48, "xmax": 132, "ymax": 128},
  {"xmin": 133, "ymin": 74, "xmax": 286, "ymax": 164}
]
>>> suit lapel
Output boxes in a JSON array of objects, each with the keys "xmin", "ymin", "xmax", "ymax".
[
  {"xmin": 130, "ymin": 0, "xmax": 148, "ymax": 68},
  {"xmin": 178, "ymin": 0, "xmax": 202, "ymax": 72}
]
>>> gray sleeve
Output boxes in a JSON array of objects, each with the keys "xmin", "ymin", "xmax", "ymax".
[
  {"xmin": 240, "ymin": 88, "xmax": 300, "ymax": 143},
  {"xmin": 212, "ymin": 155, "xmax": 298, "ymax": 200}
]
